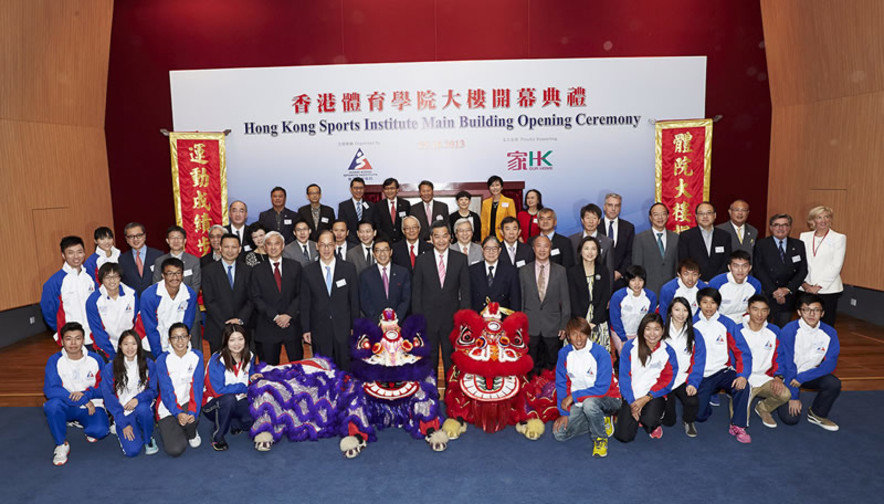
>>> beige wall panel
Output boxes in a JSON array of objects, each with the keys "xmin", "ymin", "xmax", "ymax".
[
  {"xmin": 0, "ymin": 0, "xmax": 113, "ymax": 127},
  {"xmin": 762, "ymin": 0, "xmax": 884, "ymax": 107}
]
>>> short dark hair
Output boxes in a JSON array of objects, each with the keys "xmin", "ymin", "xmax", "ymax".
[
  {"xmin": 373, "ymin": 235, "xmax": 391, "ymax": 250},
  {"xmin": 577, "ymin": 236, "xmax": 601, "ymax": 268},
  {"xmin": 487, "ymin": 175, "xmax": 503, "ymax": 188},
  {"xmin": 623, "ymin": 265, "xmax": 647, "ymax": 282},
  {"xmin": 60, "ymin": 236, "xmax": 85, "ymax": 253},
  {"xmin": 430, "ymin": 220, "xmax": 449, "ymax": 234},
  {"xmin": 60, "ymin": 322, "xmax": 85, "ymax": 340},
  {"xmin": 677, "ymin": 258, "xmax": 700, "ymax": 274},
  {"xmin": 797, "ymin": 292, "xmax": 824, "ymax": 310},
  {"xmin": 383, "ymin": 177, "xmax": 399, "ymax": 188},
  {"xmin": 565, "ymin": 317, "xmax": 592, "ymax": 339},
  {"xmin": 455, "ymin": 190, "xmax": 472, "ymax": 200},
  {"xmin": 166, "ymin": 225, "xmax": 187, "ymax": 239},
  {"xmin": 747, "ymin": 294, "xmax": 769, "ymax": 308},
  {"xmin": 306, "ymin": 183, "xmax": 321, "ymax": 194},
  {"xmin": 580, "ymin": 203, "xmax": 602, "ymax": 220},
  {"xmin": 357, "ymin": 220, "xmax": 376, "ymax": 231},
  {"xmin": 649, "ymin": 203, "xmax": 669, "ymax": 216},
  {"xmin": 525, "ymin": 189, "xmax": 544, "ymax": 210},
  {"xmin": 249, "ymin": 222, "xmax": 269, "ymax": 235},
  {"xmin": 220, "ymin": 233, "xmax": 241, "ymax": 246},
  {"xmin": 769, "ymin": 213, "xmax": 792, "ymax": 226},
  {"xmin": 695, "ymin": 201, "xmax": 716, "ymax": 213},
  {"xmin": 124, "ymin": 222, "xmax": 145, "ymax": 235},
  {"xmin": 500, "ymin": 216, "xmax": 520, "ymax": 229},
  {"xmin": 93, "ymin": 226, "xmax": 114, "ymax": 241},
  {"xmin": 418, "ymin": 180, "xmax": 434, "ymax": 190},
  {"xmin": 271, "ymin": 186, "xmax": 287, "ymax": 197},
  {"xmin": 696, "ymin": 287, "xmax": 721, "ymax": 306},
  {"xmin": 729, "ymin": 250, "xmax": 751, "ymax": 265},
  {"xmin": 169, "ymin": 322, "xmax": 189, "ymax": 337},
  {"xmin": 161, "ymin": 257, "xmax": 184, "ymax": 273},
  {"xmin": 350, "ymin": 177, "xmax": 365, "ymax": 187},
  {"xmin": 97, "ymin": 262, "xmax": 122, "ymax": 283},
  {"xmin": 333, "ymin": 218, "xmax": 348, "ymax": 229}
]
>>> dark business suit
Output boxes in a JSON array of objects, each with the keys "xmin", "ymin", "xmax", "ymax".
[
  {"xmin": 412, "ymin": 250, "xmax": 470, "ymax": 371},
  {"xmin": 119, "ymin": 247, "xmax": 163, "ymax": 295},
  {"xmin": 202, "ymin": 260, "xmax": 253, "ymax": 353},
  {"xmin": 338, "ymin": 199, "xmax": 374, "ymax": 244},
  {"xmin": 249, "ymin": 258, "xmax": 303, "ymax": 365},
  {"xmin": 469, "ymin": 261, "xmax": 521, "ymax": 313},
  {"xmin": 600, "ymin": 218, "xmax": 635, "ymax": 291},
  {"xmin": 410, "ymin": 200, "xmax": 450, "ymax": 241},
  {"xmin": 300, "ymin": 260, "xmax": 359, "ymax": 371},
  {"xmin": 282, "ymin": 240, "xmax": 318, "ymax": 266},
  {"xmin": 392, "ymin": 240, "xmax": 432, "ymax": 274},
  {"xmin": 677, "ymin": 226, "xmax": 732, "ymax": 281},
  {"xmin": 568, "ymin": 232, "xmax": 616, "ymax": 288},
  {"xmin": 716, "ymin": 221, "xmax": 759, "ymax": 261},
  {"xmin": 529, "ymin": 233, "xmax": 575, "ymax": 269},
  {"xmin": 632, "ymin": 228, "xmax": 679, "ymax": 297},
  {"xmin": 200, "ymin": 251, "xmax": 221, "ymax": 268},
  {"xmin": 346, "ymin": 243, "xmax": 375, "ymax": 276},
  {"xmin": 567, "ymin": 264, "xmax": 612, "ymax": 327},
  {"xmin": 374, "ymin": 197, "xmax": 412, "ymax": 243},
  {"xmin": 753, "ymin": 236, "xmax": 808, "ymax": 327},
  {"xmin": 297, "ymin": 204, "xmax": 336, "ymax": 242},
  {"xmin": 224, "ymin": 224, "xmax": 253, "ymax": 253},
  {"xmin": 519, "ymin": 261, "xmax": 570, "ymax": 372},
  {"xmin": 360, "ymin": 263, "xmax": 411, "ymax": 322},
  {"xmin": 499, "ymin": 241, "xmax": 535, "ymax": 269},
  {"xmin": 258, "ymin": 207, "xmax": 300, "ymax": 244}
]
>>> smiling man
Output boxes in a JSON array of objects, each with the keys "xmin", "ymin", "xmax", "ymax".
[
  {"xmin": 119, "ymin": 222, "xmax": 163, "ymax": 295},
  {"xmin": 752, "ymin": 214, "xmax": 807, "ymax": 327},
  {"xmin": 677, "ymin": 201, "xmax": 731, "ymax": 281},
  {"xmin": 41, "ymin": 236, "xmax": 96, "ymax": 346}
]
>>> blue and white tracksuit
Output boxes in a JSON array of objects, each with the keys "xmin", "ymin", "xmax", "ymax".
[
  {"xmin": 609, "ymin": 287, "xmax": 658, "ymax": 341},
  {"xmin": 778, "ymin": 319, "xmax": 839, "ymax": 400},
  {"xmin": 86, "ymin": 284, "xmax": 138, "ymax": 360},
  {"xmin": 40, "ymin": 263, "xmax": 96, "ymax": 344},
  {"xmin": 619, "ymin": 339, "xmax": 678, "ymax": 404},
  {"xmin": 708, "ymin": 272, "xmax": 762, "ymax": 324},
  {"xmin": 658, "ymin": 277, "xmax": 708, "ymax": 322},
  {"xmin": 203, "ymin": 354, "xmax": 260, "ymax": 442},
  {"xmin": 135, "ymin": 281, "xmax": 196, "ymax": 356},
  {"xmin": 83, "ymin": 247, "xmax": 121, "ymax": 287},
  {"xmin": 156, "ymin": 349, "xmax": 204, "ymax": 420},
  {"xmin": 100, "ymin": 358, "xmax": 157, "ymax": 456},
  {"xmin": 554, "ymin": 342, "xmax": 621, "ymax": 441},
  {"xmin": 693, "ymin": 311, "xmax": 752, "ymax": 426},
  {"xmin": 43, "ymin": 348, "xmax": 109, "ymax": 445}
]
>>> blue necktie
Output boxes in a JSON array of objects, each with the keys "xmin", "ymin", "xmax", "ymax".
[
  {"xmin": 608, "ymin": 220, "xmax": 615, "ymax": 245},
  {"xmin": 227, "ymin": 265, "xmax": 234, "ymax": 288},
  {"xmin": 325, "ymin": 266, "xmax": 332, "ymax": 295},
  {"xmin": 356, "ymin": 201, "xmax": 363, "ymax": 221},
  {"xmin": 779, "ymin": 240, "xmax": 786, "ymax": 263},
  {"xmin": 656, "ymin": 232, "xmax": 665, "ymax": 258}
]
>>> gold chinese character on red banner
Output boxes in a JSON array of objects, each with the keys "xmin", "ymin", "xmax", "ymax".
[
  {"xmin": 197, "ymin": 236, "xmax": 210, "ymax": 254},
  {"xmin": 193, "ymin": 190, "xmax": 211, "ymax": 211},
  {"xmin": 674, "ymin": 156, "xmax": 693, "ymax": 177},
  {"xmin": 170, "ymin": 132, "xmax": 227, "ymax": 257},
  {"xmin": 673, "ymin": 132, "xmax": 693, "ymax": 153},
  {"xmin": 191, "ymin": 167, "xmax": 210, "ymax": 188},
  {"xmin": 673, "ymin": 201, "xmax": 691, "ymax": 224},
  {"xmin": 655, "ymin": 119, "xmax": 712, "ymax": 232},
  {"xmin": 193, "ymin": 212, "xmax": 212, "ymax": 233},
  {"xmin": 188, "ymin": 143, "xmax": 209, "ymax": 165}
]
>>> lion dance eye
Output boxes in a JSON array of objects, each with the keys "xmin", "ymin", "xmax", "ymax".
[
  {"xmin": 358, "ymin": 336, "xmax": 371, "ymax": 350},
  {"xmin": 372, "ymin": 342, "xmax": 382, "ymax": 354},
  {"xmin": 457, "ymin": 326, "xmax": 474, "ymax": 346},
  {"xmin": 499, "ymin": 336, "xmax": 510, "ymax": 346},
  {"xmin": 413, "ymin": 337, "xmax": 422, "ymax": 347},
  {"xmin": 511, "ymin": 331, "xmax": 525, "ymax": 348},
  {"xmin": 402, "ymin": 340, "xmax": 413, "ymax": 352}
]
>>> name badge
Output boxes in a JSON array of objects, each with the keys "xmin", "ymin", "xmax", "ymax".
[
  {"xmin": 184, "ymin": 269, "xmax": 193, "ymax": 277},
  {"xmin": 436, "ymin": 215, "xmax": 443, "ymax": 221},
  {"xmin": 792, "ymin": 255, "xmax": 801, "ymax": 263},
  {"xmin": 284, "ymin": 219, "xmax": 293, "ymax": 225},
  {"xmin": 321, "ymin": 217, "xmax": 329, "ymax": 223},
  {"xmin": 362, "ymin": 202, "xmax": 369, "ymax": 209},
  {"xmin": 336, "ymin": 279, "xmax": 347, "ymax": 287},
  {"xmin": 502, "ymin": 202, "xmax": 510, "ymax": 208},
  {"xmin": 399, "ymin": 211, "xmax": 407, "ymax": 217},
  {"xmin": 516, "ymin": 260, "xmax": 526, "ymax": 267},
  {"xmin": 244, "ymin": 245, "xmax": 252, "ymax": 252},
  {"xmin": 551, "ymin": 248, "xmax": 560, "ymax": 256},
  {"xmin": 532, "ymin": 218, "xmax": 538, "ymax": 224},
  {"xmin": 714, "ymin": 246, "xmax": 724, "ymax": 253},
  {"xmin": 149, "ymin": 265, "xmax": 155, "ymax": 272}
]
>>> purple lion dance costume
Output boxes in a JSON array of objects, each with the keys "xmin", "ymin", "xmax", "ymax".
[
  {"xmin": 347, "ymin": 309, "xmax": 448, "ymax": 452},
  {"xmin": 248, "ymin": 357, "xmax": 376, "ymax": 457}
]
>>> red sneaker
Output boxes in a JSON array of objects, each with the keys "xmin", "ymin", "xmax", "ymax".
[
  {"xmin": 649, "ymin": 426, "xmax": 663, "ymax": 439},
  {"xmin": 729, "ymin": 424, "xmax": 752, "ymax": 444}
]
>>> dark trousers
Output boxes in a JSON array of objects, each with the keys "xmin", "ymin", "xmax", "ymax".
[
  {"xmin": 311, "ymin": 331, "xmax": 351, "ymax": 372},
  {"xmin": 777, "ymin": 374, "xmax": 841, "ymax": 423},
  {"xmin": 663, "ymin": 382, "xmax": 700, "ymax": 425},
  {"xmin": 819, "ymin": 292, "xmax": 841, "ymax": 328},
  {"xmin": 614, "ymin": 396, "xmax": 665, "ymax": 443},
  {"xmin": 256, "ymin": 338, "xmax": 303, "ymax": 366},
  {"xmin": 203, "ymin": 394, "xmax": 253, "ymax": 443},
  {"xmin": 427, "ymin": 325, "xmax": 454, "ymax": 375},
  {"xmin": 769, "ymin": 294, "xmax": 796, "ymax": 328},
  {"xmin": 157, "ymin": 413, "xmax": 199, "ymax": 457},
  {"xmin": 697, "ymin": 368, "xmax": 751, "ymax": 427},
  {"xmin": 528, "ymin": 335, "xmax": 562, "ymax": 375}
]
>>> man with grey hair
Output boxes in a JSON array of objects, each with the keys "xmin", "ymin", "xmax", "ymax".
[
  {"xmin": 716, "ymin": 199, "xmax": 758, "ymax": 260},
  {"xmin": 600, "ymin": 192, "xmax": 635, "ymax": 291},
  {"xmin": 225, "ymin": 200, "xmax": 252, "ymax": 252},
  {"xmin": 392, "ymin": 215, "xmax": 431, "ymax": 274},
  {"xmin": 753, "ymin": 213, "xmax": 807, "ymax": 327},
  {"xmin": 450, "ymin": 218, "xmax": 483, "ymax": 265},
  {"xmin": 200, "ymin": 224, "xmax": 227, "ymax": 268}
]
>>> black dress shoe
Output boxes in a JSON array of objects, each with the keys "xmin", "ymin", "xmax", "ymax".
[{"xmin": 212, "ymin": 440, "xmax": 229, "ymax": 451}]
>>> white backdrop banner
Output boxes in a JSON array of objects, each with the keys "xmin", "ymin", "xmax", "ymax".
[{"xmin": 170, "ymin": 57, "xmax": 706, "ymax": 234}]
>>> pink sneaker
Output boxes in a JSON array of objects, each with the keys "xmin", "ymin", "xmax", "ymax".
[
  {"xmin": 649, "ymin": 426, "xmax": 663, "ymax": 439},
  {"xmin": 729, "ymin": 424, "xmax": 752, "ymax": 444}
]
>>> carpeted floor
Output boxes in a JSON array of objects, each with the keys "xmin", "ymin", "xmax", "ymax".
[{"xmin": 4, "ymin": 391, "xmax": 882, "ymax": 504}]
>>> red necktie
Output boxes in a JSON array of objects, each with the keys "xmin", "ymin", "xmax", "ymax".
[
  {"xmin": 135, "ymin": 251, "xmax": 143, "ymax": 277},
  {"xmin": 410, "ymin": 244, "xmax": 416, "ymax": 268},
  {"xmin": 390, "ymin": 201, "xmax": 396, "ymax": 224},
  {"xmin": 273, "ymin": 262, "xmax": 282, "ymax": 292}
]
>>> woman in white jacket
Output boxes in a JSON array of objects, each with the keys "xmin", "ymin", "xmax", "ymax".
[{"xmin": 800, "ymin": 206, "xmax": 845, "ymax": 327}]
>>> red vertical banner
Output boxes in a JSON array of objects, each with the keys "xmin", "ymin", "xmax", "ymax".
[
  {"xmin": 655, "ymin": 119, "xmax": 712, "ymax": 233},
  {"xmin": 169, "ymin": 132, "xmax": 228, "ymax": 256}
]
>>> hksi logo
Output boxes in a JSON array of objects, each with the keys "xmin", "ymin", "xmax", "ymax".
[
  {"xmin": 506, "ymin": 150, "xmax": 553, "ymax": 171},
  {"xmin": 347, "ymin": 148, "xmax": 373, "ymax": 171},
  {"xmin": 764, "ymin": 341, "xmax": 773, "ymax": 350}
]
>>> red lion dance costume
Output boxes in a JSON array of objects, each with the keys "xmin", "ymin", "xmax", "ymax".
[{"xmin": 442, "ymin": 304, "xmax": 558, "ymax": 440}]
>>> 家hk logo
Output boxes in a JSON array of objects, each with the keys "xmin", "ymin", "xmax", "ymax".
[
  {"xmin": 506, "ymin": 150, "xmax": 553, "ymax": 171},
  {"xmin": 348, "ymin": 148, "xmax": 374, "ymax": 171}
]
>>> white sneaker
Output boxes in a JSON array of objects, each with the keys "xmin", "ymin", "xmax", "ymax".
[
  {"xmin": 109, "ymin": 421, "xmax": 118, "ymax": 436},
  {"xmin": 85, "ymin": 435, "xmax": 99, "ymax": 443},
  {"xmin": 53, "ymin": 443, "xmax": 70, "ymax": 466},
  {"xmin": 188, "ymin": 432, "xmax": 202, "ymax": 448},
  {"xmin": 144, "ymin": 437, "xmax": 159, "ymax": 455}
]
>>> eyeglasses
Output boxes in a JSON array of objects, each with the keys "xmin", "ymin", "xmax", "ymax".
[
  {"xmin": 771, "ymin": 223, "xmax": 791, "ymax": 228},
  {"xmin": 125, "ymin": 233, "xmax": 145, "ymax": 240},
  {"xmin": 800, "ymin": 307, "xmax": 823, "ymax": 314},
  {"xmin": 317, "ymin": 243, "xmax": 335, "ymax": 248},
  {"xmin": 696, "ymin": 211, "xmax": 715, "ymax": 217},
  {"xmin": 373, "ymin": 247, "xmax": 391, "ymax": 253},
  {"xmin": 483, "ymin": 246, "xmax": 501, "ymax": 252}
]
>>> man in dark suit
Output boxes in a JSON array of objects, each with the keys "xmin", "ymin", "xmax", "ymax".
[
  {"xmin": 677, "ymin": 201, "xmax": 732, "ymax": 281},
  {"xmin": 118, "ymin": 222, "xmax": 163, "ymax": 295},
  {"xmin": 300, "ymin": 230, "xmax": 359, "ymax": 371},
  {"xmin": 499, "ymin": 216, "xmax": 534, "ymax": 268},
  {"xmin": 202, "ymin": 234, "xmax": 253, "ymax": 354},
  {"xmin": 519, "ymin": 235, "xmax": 570, "ymax": 374},
  {"xmin": 337, "ymin": 177, "xmax": 374, "ymax": 245},
  {"xmin": 412, "ymin": 221, "xmax": 471, "ymax": 372},
  {"xmin": 225, "ymin": 200, "xmax": 252, "ymax": 253},
  {"xmin": 716, "ymin": 199, "xmax": 759, "ymax": 260},
  {"xmin": 282, "ymin": 220, "xmax": 317, "ymax": 266},
  {"xmin": 249, "ymin": 231, "xmax": 303, "ymax": 365},
  {"xmin": 568, "ymin": 203, "xmax": 615, "ymax": 285},
  {"xmin": 373, "ymin": 177, "xmax": 411, "ymax": 243},
  {"xmin": 753, "ymin": 214, "xmax": 808, "ymax": 327},
  {"xmin": 600, "ymin": 192, "xmax": 636, "ymax": 291},
  {"xmin": 632, "ymin": 203, "xmax": 679, "ymax": 297},
  {"xmin": 200, "ymin": 225, "xmax": 226, "ymax": 267},
  {"xmin": 528, "ymin": 208, "xmax": 574, "ymax": 269},
  {"xmin": 346, "ymin": 220, "xmax": 376, "ymax": 276},
  {"xmin": 409, "ymin": 180, "xmax": 449, "ymax": 241},
  {"xmin": 359, "ymin": 235, "xmax": 411, "ymax": 322},
  {"xmin": 258, "ymin": 186, "xmax": 300, "ymax": 244},
  {"xmin": 297, "ymin": 183, "xmax": 336, "ymax": 242},
  {"xmin": 392, "ymin": 216, "xmax": 432, "ymax": 274},
  {"xmin": 470, "ymin": 236, "xmax": 521, "ymax": 312}
]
